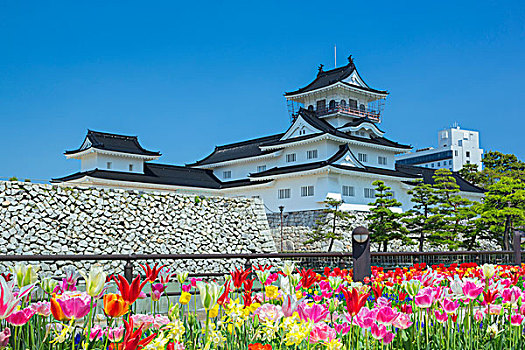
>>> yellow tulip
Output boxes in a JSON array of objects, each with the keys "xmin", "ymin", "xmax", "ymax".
[
  {"xmin": 179, "ymin": 292, "xmax": 192, "ymax": 305},
  {"xmin": 209, "ymin": 304, "xmax": 219, "ymax": 318}
]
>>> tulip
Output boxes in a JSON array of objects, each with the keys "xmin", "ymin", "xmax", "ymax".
[
  {"xmin": 328, "ymin": 276, "xmax": 343, "ymax": 291},
  {"xmin": 342, "ymin": 287, "xmax": 370, "ymax": 316},
  {"xmin": 297, "ymin": 268, "xmax": 317, "ymax": 289},
  {"xmin": 414, "ymin": 291, "xmax": 433, "ymax": 308},
  {"xmin": 483, "ymin": 289, "xmax": 498, "ymax": 305},
  {"xmin": 176, "ymin": 271, "xmax": 189, "ymax": 284},
  {"xmin": 441, "ymin": 298, "xmax": 459, "ymax": 314},
  {"xmin": 106, "ymin": 325, "xmax": 124, "ymax": 342},
  {"xmin": 435, "ymin": 310, "xmax": 448, "ymax": 323},
  {"xmin": 297, "ymin": 302, "xmax": 329, "ymax": 323},
  {"xmin": 56, "ymin": 292, "xmax": 91, "ymax": 320},
  {"xmin": 230, "ymin": 267, "xmax": 251, "ymax": 290},
  {"xmin": 50, "ymin": 296, "xmax": 69, "ymax": 322},
  {"xmin": 30, "ymin": 301, "xmax": 51, "ymax": 317},
  {"xmin": 0, "ymin": 328, "xmax": 10, "ymax": 349},
  {"xmin": 502, "ymin": 287, "xmax": 522, "ymax": 304},
  {"xmin": 103, "ymin": 294, "xmax": 129, "ymax": 318},
  {"xmin": 482, "ymin": 264, "xmax": 496, "ymax": 279},
  {"xmin": 130, "ymin": 314, "xmax": 155, "ymax": 329},
  {"xmin": 309, "ymin": 322, "xmax": 336, "ymax": 344},
  {"xmin": 119, "ymin": 318, "xmax": 157, "ymax": 350},
  {"xmin": 371, "ymin": 323, "xmax": 387, "ymax": 340},
  {"xmin": 462, "ymin": 281, "xmax": 484, "ymax": 300},
  {"xmin": 282, "ymin": 293, "xmax": 302, "ymax": 318},
  {"xmin": 282, "ymin": 261, "xmax": 295, "ymax": 276},
  {"xmin": 159, "ymin": 267, "xmax": 174, "ymax": 284},
  {"xmin": 196, "ymin": 281, "xmax": 224, "ymax": 311},
  {"xmin": 141, "ymin": 263, "xmax": 166, "ymax": 284},
  {"xmin": 179, "ymin": 292, "xmax": 192, "ymax": 305},
  {"xmin": 151, "ymin": 283, "xmax": 167, "ymax": 301},
  {"xmin": 392, "ymin": 313, "xmax": 413, "ymax": 329},
  {"xmin": 376, "ymin": 306, "xmax": 398, "ymax": 325},
  {"xmin": 114, "ymin": 275, "xmax": 148, "ymax": 305},
  {"xmin": 6, "ymin": 307, "xmax": 35, "ymax": 326},
  {"xmin": 403, "ymin": 279, "xmax": 422, "ymax": 297},
  {"xmin": 0, "ymin": 277, "xmax": 35, "ymax": 320},
  {"xmin": 88, "ymin": 325, "xmax": 103, "ymax": 341},
  {"xmin": 153, "ymin": 314, "xmax": 171, "ymax": 329},
  {"xmin": 82, "ymin": 265, "xmax": 106, "ymax": 298},
  {"xmin": 511, "ymin": 314, "xmax": 524, "ymax": 326},
  {"xmin": 11, "ymin": 263, "xmax": 39, "ymax": 288},
  {"xmin": 255, "ymin": 270, "xmax": 270, "ymax": 285},
  {"xmin": 41, "ymin": 276, "xmax": 58, "ymax": 295}
]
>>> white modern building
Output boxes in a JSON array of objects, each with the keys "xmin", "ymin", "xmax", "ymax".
[
  {"xmin": 53, "ymin": 56, "xmax": 484, "ymax": 212},
  {"xmin": 396, "ymin": 126, "xmax": 483, "ymax": 171}
]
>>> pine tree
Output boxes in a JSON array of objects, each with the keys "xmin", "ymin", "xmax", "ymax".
[
  {"xmin": 367, "ymin": 180, "xmax": 412, "ymax": 252},
  {"xmin": 305, "ymin": 199, "xmax": 354, "ymax": 252},
  {"xmin": 402, "ymin": 178, "xmax": 438, "ymax": 251},
  {"xmin": 458, "ymin": 163, "xmax": 482, "ymax": 186},
  {"xmin": 430, "ymin": 168, "xmax": 473, "ymax": 250},
  {"xmin": 481, "ymin": 176, "xmax": 525, "ymax": 250}
]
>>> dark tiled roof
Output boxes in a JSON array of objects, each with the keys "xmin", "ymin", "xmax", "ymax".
[
  {"xmin": 188, "ymin": 133, "xmax": 284, "ymax": 166},
  {"xmin": 250, "ymin": 144, "xmax": 417, "ymax": 179},
  {"xmin": 396, "ymin": 164, "xmax": 485, "ymax": 194},
  {"xmin": 52, "ymin": 163, "xmax": 271, "ymax": 189},
  {"xmin": 338, "ymin": 118, "xmax": 385, "ymax": 133},
  {"xmin": 284, "ymin": 61, "xmax": 387, "ymax": 96},
  {"xmin": 65, "ymin": 130, "xmax": 160, "ymax": 156},
  {"xmin": 261, "ymin": 109, "xmax": 411, "ymax": 150}
]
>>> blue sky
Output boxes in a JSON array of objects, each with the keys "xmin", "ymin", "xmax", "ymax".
[{"xmin": 0, "ymin": 1, "xmax": 524, "ymax": 181}]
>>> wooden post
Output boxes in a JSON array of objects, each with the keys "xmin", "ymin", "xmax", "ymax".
[
  {"xmin": 513, "ymin": 230, "xmax": 522, "ymax": 265},
  {"xmin": 124, "ymin": 258, "xmax": 133, "ymax": 283},
  {"xmin": 352, "ymin": 226, "xmax": 371, "ymax": 283}
]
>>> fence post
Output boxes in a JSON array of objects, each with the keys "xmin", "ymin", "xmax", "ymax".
[
  {"xmin": 352, "ymin": 226, "xmax": 371, "ymax": 283},
  {"xmin": 513, "ymin": 231, "xmax": 522, "ymax": 265},
  {"xmin": 124, "ymin": 257, "xmax": 133, "ymax": 283},
  {"xmin": 245, "ymin": 259, "xmax": 252, "ymax": 278}
]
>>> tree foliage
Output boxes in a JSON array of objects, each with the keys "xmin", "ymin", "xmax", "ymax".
[
  {"xmin": 367, "ymin": 180, "xmax": 413, "ymax": 252},
  {"xmin": 402, "ymin": 179, "xmax": 437, "ymax": 251},
  {"xmin": 306, "ymin": 198, "xmax": 354, "ymax": 252}
]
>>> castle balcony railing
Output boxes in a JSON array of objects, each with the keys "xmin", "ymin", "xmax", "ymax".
[{"xmin": 314, "ymin": 104, "xmax": 381, "ymax": 123}]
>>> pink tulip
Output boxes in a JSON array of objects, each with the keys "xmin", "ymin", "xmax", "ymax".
[
  {"xmin": 130, "ymin": 314, "xmax": 154, "ymax": 329},
  {"xmin": 309, "ymin": 322, "xmax": 336, "ymax": 344},
  {"xmin": 137, "ymin": 291, "xmax": 147, "ymax": 300},
  {"xmin": 297, "ymin": 302, "xmax": 329, "ymax": 323},
  {"xmin": 56, "ymin": 292, "xmax": 91, "ymax": 319},
  {"xmin": 441, "ymin": 298, "xmax": 459, "ymax": 314},
  {"xmin": 282, "ymin": 294, "xmax": 301, "ymax": 318},
  {"xmin": 371, "ymin": 323, "xmax": 387, "ymax": 340},
  {"xmin": 264, "ymin": 273, "xmax": 279, "ymax": 286},
  {"xmin": 333, "ymin": 322, "xmax": 351, "ymax": 334},
  {"xmin": 353, "ymin": 307, "xmax": 375, "ymax": 329},
  {"xmin": 502, "ymin": 287, "xmax": 522, "ymax": 304},
  {"xmin": 0, "ymin": 328, "xmax": 10, "ymax": 349},
  {"xmin": 393, "ymin": 313, "xmax": 413, "ymax": 330},
  {"xmin": 30, "ymin": 301, "xmax": 51, "ymax": 317},
  {"xmin": 88, "ymin": 325, "xmax": 103, "ymax": 341},
  {"xmin": 474, "ymin": 309, "xmax": 484, "ymax": 322},
  {"xmin": 153, "ymin": 315, "xmax": 170, "ymax": 329},
  {"xmin": 255, "ymin": 303, "xmax": 283, "ymax": 322},
  {"xmin": 376, "ymin": 306, "xmax": 398, "ymax": 325},
  {"xmin": 434, "ymin": 310, "xmax": 448, "ymax": 323},
  {"xmin": 0, "ymin": 278, "xmax": 35, "ymax": 320},
  {"xmin": 462, "ymin": 281, "xmax": 483, "ymax": 300},
  {"xmin": 106, "ymin": 325, "xmax": 124, "ymax": 342},
  {"xmin": 150, "ymin": 283, "xmax": 167, "ymax": 301},
  {"xmin": 5, "ymin": 307, "xmax": 35, "ymax": 326},
  {"xmin": 486, "ymin": 304, "xmax": 502, "ymax": 315},
  {"xmin": 181, "ymin": 284, "xmax": 191, "ymax": 293},
  {"xmin": 511, "ymin": 314, "xmax": 524, "ymax": 326},
  {"xmin": 383, "ymin": 331, "xmax": 395, "ymax": 345},
  {"xmin": 414, "ymin": 289, "xmax": 434, "ymax": 309}
]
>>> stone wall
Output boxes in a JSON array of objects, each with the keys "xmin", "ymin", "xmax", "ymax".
[{"xmin": 0, "ymin": 181, "xmax": 277, "ymax": 274}]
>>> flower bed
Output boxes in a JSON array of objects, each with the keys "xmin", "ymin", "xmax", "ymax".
[{"xmin": 1, "ymin": 261, "xmax": 525, "ymax": 349}]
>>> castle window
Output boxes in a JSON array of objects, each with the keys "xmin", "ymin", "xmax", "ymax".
[
  {"xmin": 378, "ymin": 156, "xmax": 387, "ymax": 165},
  {"xmin": 359, "ymin": 104, "xmax": 366, "ymax": 112},
  {"xmin": 342, "ymin": 185, "xmax": 355, "ymax": 197},
  {"xmin": 301, "ymin": 186, "xmax": 314, "ymax": 197},
  {"xmin": 316, "ymin": 99, "xmax": 326, "ymax": 111},
  {"xmin": 129, "ymin": 164, "xmax": 134, "ymax": 171},
  {"xmin": 455, "ymin": 150, "xmax": 459, "ymax": 156},
  {"xmin": 286, "ymin": 153, "xmax": 296, "ymax": 163},
  {"xmin": 278, "ymin": 188, "xmax": 291, "ymax": 199},
  {"xmin": 466, "ymin": 151, "xmax": 470, "ymax": 157},
  {"xmin": 106, "ymin": 162, "xmax": 112, "ymax": 170},
  {"xmin": 358, "ymin": 153, "xmax": 368, "ymax": 163},
  {"xmin": 364, "ymin": 188, "xmax": 375, "ymax": 199},
  {"xmin": 458, "ymin": 140, "xmax": 463, "ymax": 146},
  {"xmin": 340, "ymin": 100, "xmax": 346, "ymax": 107},
  {"xmin": 307, "ymin": 150, "xmax": 318, "ymax": 159},
  {"xmin": 223, "ymin": 171, "xmax": 232, "ymax": 179},
  {"xmin": 349, "ymin": 99, "xmax": 358, "ymax": 109},
  {"xmin": 308, "ymin": 105, "xmax": 314, "ymax": 111},
  {"xmin": 329, "ymin": 100, "xmax": 336, "ymax": 110},
  {"xmin": 257, "ymin": 165, "xmax": 266, "ymax": 172}
]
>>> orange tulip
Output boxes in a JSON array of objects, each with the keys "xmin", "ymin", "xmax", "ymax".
[
  {"xmin": 103, "ymin": 294, "xmax": 129, "ymax": 318},
  {"xmin": 50, "ymin": 296, "xmax": 69, "ymax": 322}
]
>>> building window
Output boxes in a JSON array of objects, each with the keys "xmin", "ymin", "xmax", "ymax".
[
  {"xmin": 307, "ymin": 150, "xmax": 318, "ymax": 159},
  {"xmin": 364, "ymin": 188, "xmax": 376, "ymax": 199},
  {"xmin": 301, "ymin": 186, "xmax": 314, "ymax": 197},
  {"xmin": 437, "ymin": 162, "xmax": 441, "ymax": 166},
  {"xmin": 257, "ymin": 165, "xmax": 266, "ymax": 172},
  {"xmin": 378, "ymin": 156, "xmax": 387, "ymax": 165},
  {"xmin": 286, "ymin": 153, "xmax": 296, "ymax": 163},
  {"xmin": 129, "ymin": 164, "xmax": 133, "ymax": 171},
  {"xmin": 431, "ymin": 163, "xmax": 435, "ymax": 168},
  {"xmin": 466, "ymin": 151, "xmax": 470, "ymax": 157},
  {"xmin": 349, "ymin": 99, "xmax": 358, "ymax": 109},
  {"xmin": 449, "ymin": 160, "xmax": 452, "ymax": 165},
  {"xmin": 342, "ymin": 185, "xmax": 355, "ymax": 197},
  {"xmin": 358, "ymin": 153, "xmax": 368, "ymax": 162},
  {"xmin": 307, "ymin": 105, "xmax": 314, "ymax": 111},
  {"xmin": 329, "ymin": 100, "xmax": 336, "ymax": 109},
  {"xmin": 466, "ymin": 160, "xmax": 470, "ymax": 164},
  {"xmin": 455, "ymin": 150, "xmax": 459, "ymax": 156},
  {"xmin": 340, "ymin": 100, "xmax": 346, "ymax": 107},
  {"xmin": 223, "ymin": 171, "xmax": 232, "ymax": 179},
  {"xmin": 458, "ymin": 140, "xmax": 463, "ymax": 146},
  {"xmin": 278, "ymin": 189, "xmax": 291, "ymax": 199},
  {"xmin": 359, "ymin": 104, "xmax": 366, "ymax": 112},
  {"xmin": 107, "ymin": 162, "xmax": 112, "ymax": 170},
  {"xmin": 316, "ymin": 99, "xmax": 326, "ymax": 111}
]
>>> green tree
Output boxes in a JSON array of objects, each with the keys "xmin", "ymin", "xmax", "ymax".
[
  {"xmin": 481, "ymin": 176, "xmax": 525, "ymax": 250},
  {"xmin": 430, "ymin": 168, "xmax": 473, "ymax": 250},
  {"xmin": 306, "ymin": 199, "xmax": 354, "ymax": 252},
  {"xmin": 479, "ymin": 151, "xmax": 525, "ymax": 188},
  {"xmin": 402, "ymin": 178, "xmax": 438, "ymax": 251},
  {"xmin": 458, "ymin": 163, "xmax": 482, "ymax": 186},
  {"xmin": 367, "ymin": 180, "xmax": 412, "ymax": 252}
]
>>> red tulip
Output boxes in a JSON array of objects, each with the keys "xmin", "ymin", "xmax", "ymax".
[
  {"xmin": 371, "ymin": 284, "xmax": 383, "ymax": 300},
  {"xmin": 483, "ymin": 289, "xmax": 498, "ymax": 305},
  {"xmin": 140, "ymin": 263, "xmax": 167, "ymax": 283},
  {"xmin": 117, "ymin": 317, "xmax": 156, "ymax": 350},
  {"xmin": 217, "ymin": 280, "xmax": 231, "ymax": 306},
  {"xmin": 297, "ymin": 268, "xmax": 317, "ymax": 289},
  {"xmin": 230, "ymin": 267, "xmax": 251, "ymax": 290},
  {"xmin": 113, "ymin": 275, "xmax": 148, "ymax": 305},
  {"xmin": 341, "ymin": 287, "xmax": 370, "ymax": 316}
]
